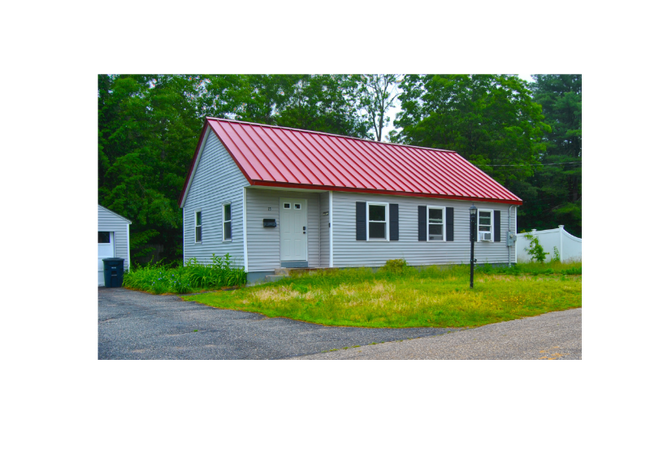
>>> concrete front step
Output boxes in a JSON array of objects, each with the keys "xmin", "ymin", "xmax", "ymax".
[
  {"xmin": 262, "ymin": 267, "xmax": 332, "ymax": 284},
  {"xmin": 264, "ymin": 274, "xmax": 288, "ymax": 283}
]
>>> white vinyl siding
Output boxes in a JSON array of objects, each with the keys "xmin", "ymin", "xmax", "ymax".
[
  {"xmin": 245, "ymin": 188, "xmax": 324, "ymax": 272},
  {"xmin": 332, "ymin": 191, "xmax": 512, "ymax": 267},
  {"xmin": 182, "ymin": 131, "xmax": 248, "ymax": 267},
  {"xmin": 98, "ymin": 205, "xmax": 131, "ymax": 282}
]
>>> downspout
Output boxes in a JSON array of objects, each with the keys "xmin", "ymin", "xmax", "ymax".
[{"xmin": 243, "ymin": 187, "xmax": 249, "ymax": 273}]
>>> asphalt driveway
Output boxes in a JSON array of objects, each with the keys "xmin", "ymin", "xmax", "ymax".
[{"xmin": 98, "ymin": 288, "xmax": 457, "ymax": 359}]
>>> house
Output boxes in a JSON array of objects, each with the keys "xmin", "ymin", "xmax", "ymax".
[
  {"xmin": 178, "ymin": 118, "xmax": 522, "ymax": 283},
  {"xmin": 98, "ymin": 204, "xmax": 131, "ymax": 286}
]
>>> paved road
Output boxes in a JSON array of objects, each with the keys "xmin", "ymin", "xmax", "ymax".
[
  {"xmin": 98, "ymin": 288, "xmax": 456, "ymax": 360},
  {"xmin": 99, "ymin": 288, "xmax": 581, "ymax": 360},
  {"xmin": 290, "ymin": 308, "xmax": 582, "ymax": 360}
]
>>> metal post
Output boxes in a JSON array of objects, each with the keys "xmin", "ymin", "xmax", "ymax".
[
  {"xmin": 470, "ymin": 236, "xmax": 475, "ymax": 288},
  {"xmin": 469, "ymin": 205, "xmax": 477, "ymax": 288}
]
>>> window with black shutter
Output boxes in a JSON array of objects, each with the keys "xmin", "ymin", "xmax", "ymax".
[
  {"xmin": 419, "ymin": 205, "xmax": 454, "ymax": 242},
  {"xmin": 389, "ymin": 204, "xmax": 399, "ymax": 241},
  {"xmin": 356, "ymin": 202, "xmax": 366, "ymax": 241}
]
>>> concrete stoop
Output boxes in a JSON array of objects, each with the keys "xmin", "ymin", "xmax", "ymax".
[{"xmin": 262, "ymin": 267, "xmax": 327, "ymax": 284}]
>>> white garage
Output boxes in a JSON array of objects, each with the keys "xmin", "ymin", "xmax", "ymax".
[{"xmin": 98, "ymin": 204, "xmax": 131, "ymax": 286}]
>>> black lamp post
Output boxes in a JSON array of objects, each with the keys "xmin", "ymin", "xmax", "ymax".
[{"xmin": 469, "ymin": 204, "xmax": 477, "ymax": 288}]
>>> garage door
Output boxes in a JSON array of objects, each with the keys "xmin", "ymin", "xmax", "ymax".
[{"xmin": 98, "ymin": 231, "xmax": 114, "ymax": 286}]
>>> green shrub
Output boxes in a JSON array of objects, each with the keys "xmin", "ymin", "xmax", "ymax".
[
  {"xmin": 383, "ymin": 259, "xmax": 408, "ymax": 272},
  {"xmin": 122, "ymin": 253, "xmax": 246, "ymax": 294}
]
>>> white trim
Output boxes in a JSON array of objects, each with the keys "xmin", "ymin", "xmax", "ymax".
[
  {"xmin": 179, "ymin": 132, "xmax": 209, "ymax": 208},
  {"xmin": 98, "ymin": 204, "xmax": 132, "ymax": 224},
  {"xmin": 477, "ymin": 208, "xmax": 494, "ymax": 242},
  {"xmin": 366, "ymin": 201, "xmax": 389, "ymax": 241},
  {"xmin": 222, "ymin": 202, "xmax": 232, "ymax": 242},
  {"xmin": 126, "ymin": 222, "xmax": 131, "ymax": 271},
  {"xmin": 243, "ymin": 187, "xmax": 248, "ymax": 272},
  {"xmin": 329, "ymin": 191, "xmax": 333, "ymax": 268},
  {"xmin": 426, "ymin": 205, "xmax": 446, "ymax": 242},
  {"xmin": 183, "ymin": 207, "xmax": 186, "ymax": 266}
]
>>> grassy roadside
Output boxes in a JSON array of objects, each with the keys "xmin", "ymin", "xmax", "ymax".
[{"xmin": 186, "ymin": 261, "xmax": 582, "ymax": 328}]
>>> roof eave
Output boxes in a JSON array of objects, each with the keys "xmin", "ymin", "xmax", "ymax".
[{"xmin": 247, "ymin": 180, "xmax": 523, "ymax": 205}]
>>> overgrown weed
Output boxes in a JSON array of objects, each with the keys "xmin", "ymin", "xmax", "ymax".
[
  {"xmin": 123, "ymin": 253, "xmax": 246, "ymax": 294},
  {"xmin": 188, "ymin": 260, "xmax": 582, "ymax": 328}
]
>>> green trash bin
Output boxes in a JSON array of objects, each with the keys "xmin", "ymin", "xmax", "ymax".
[{"xmin": 103, "ymin": 258, "xmax": 125, "ymax": 288}]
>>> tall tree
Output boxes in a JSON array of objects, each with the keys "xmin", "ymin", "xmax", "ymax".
[
  {"xmin": 392, "ymin": 74, "xmax": 550, "ymax": 190},
  {"xmin": 521, "ymin": 74, "xmax": 582, "ymax": 236},
  {"xmin": 277, "ymin": 73, "xmax": 370, "ymax": 139},
  {"xmin": 352, "ymin": 74, "xmax": 401, "ymax": 141},
  {"xmin": 200, "ymin": 74, "xmax": 370, "ymax": 138},
  {"xmin": 99, "ymin": 74, "xmax": 204, "ymax": 262}
]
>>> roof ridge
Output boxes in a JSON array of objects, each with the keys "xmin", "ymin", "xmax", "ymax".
[{"xmin": 205, "ymin": 117, "xmax": 458, "ymax": 154}]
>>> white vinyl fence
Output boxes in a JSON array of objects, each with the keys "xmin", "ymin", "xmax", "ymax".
[{"xmin": 517, "ymin": 225, "xmax": 582, "ymax": 263}]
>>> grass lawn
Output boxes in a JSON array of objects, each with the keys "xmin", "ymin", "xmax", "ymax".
[{"xmin": 185, "ymin": 261, "xmax": 582, "ymax": 329}]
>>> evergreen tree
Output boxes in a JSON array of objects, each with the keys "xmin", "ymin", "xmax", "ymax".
[{"xmin": 522, "ymin": 74, "xmax": 582, "ymax": 236}]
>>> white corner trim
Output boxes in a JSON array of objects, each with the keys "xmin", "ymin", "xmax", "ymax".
[
  {"xmin": 126, "ymin": 222, "xmax": 131, "ymax": 271},
  {"xmin": 243, "ymin": 187, "xmax": 249, "ymax": 272},
  {"xmin": 182, "ymin": 207, "xmax": 186, "ymax": 266},
  {"xmin": 329, "ymin": 191, "xmax": 333, "ymax": 268}
]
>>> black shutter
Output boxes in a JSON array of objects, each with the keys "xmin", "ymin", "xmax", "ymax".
[
  {"xmin": 418, "ymin": 206, "xmax": 427, "ymax": 241},
  {"xmin": 389, "ymin": 204, "xmax": 399, "ymax": 241},
  {"xmin": 446, "ymin": 207, "xmax": 454, "ymax": 242},
  {"xmin": 356, "ymin": 202, "xmax": 366, "ymax": 241},
  {"xmin": 493, "ymin": 210, "xmax": 501, "ymax": 242}
]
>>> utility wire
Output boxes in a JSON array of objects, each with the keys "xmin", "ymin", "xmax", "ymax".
[{"xmin": 474, "ymin": 161, "xmax": 584, "ymax": 167}]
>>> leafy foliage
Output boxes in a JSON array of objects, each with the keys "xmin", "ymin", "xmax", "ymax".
[
  {"xmin": 518, "ymin": 75, "xmax": 582, "ymax": 236},
  {"xmin": 99, "ymin": 73, "xmax": 582, "ymax": 265},
  {"xmin": 392, "ymin": 74, "xmax": 551, "ymax": 190},
  {"xmin": 523, "ymin": 233, "xmax": 549, "ymax": 263},
  {"xmin": 122, "ymin": 253, "xmax": 246, "ymax": 294}
]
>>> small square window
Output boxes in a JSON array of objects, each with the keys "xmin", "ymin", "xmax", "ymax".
[
  {"xmin": 98, "ymin": 232, "xmax": 110, "ymax": 243},
  {"xmin": 283, "ymin": 203, "xmax": 291, "ymax": 209},
  {"xmin": 294, "ymin": 203, "xmax": 301, "ymax": 210}
]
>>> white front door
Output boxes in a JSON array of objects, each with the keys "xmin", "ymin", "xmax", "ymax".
[
  {"xmin": 280, "ymin": 198, "xmax": 308, "ymax": 261},
  {"xmin": 98, "ymin": 231, "xmax": 114, "ymax": 286}
]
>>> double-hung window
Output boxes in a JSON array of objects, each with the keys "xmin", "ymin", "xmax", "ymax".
[
  {"xmin": 223, "ymin": 203, "xmax": 232, "ymax": 241},
  {"xmin": 427, "ymin": 206, "xmax": 445, "ymax": 241},
  {"xmin": 195, "ymin": 211, "xmax": 202, "ymax": 243},
  {"xmin": 367, "ymin": 202, "xmax": 388, "ymax": 240},
  {"xmin": 478, "ymin": 209, "xmax": 493, "ymax": 242}
]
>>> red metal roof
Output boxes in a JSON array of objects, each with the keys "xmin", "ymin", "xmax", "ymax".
[{"xmin": 179, "ymin": 118, "xmax": 522, "ymax": 206}]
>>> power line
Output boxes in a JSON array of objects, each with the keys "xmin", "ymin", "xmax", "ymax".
[{"xmin": 473, "ymin": 161, "xmax": 581, "ymax": 167}]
